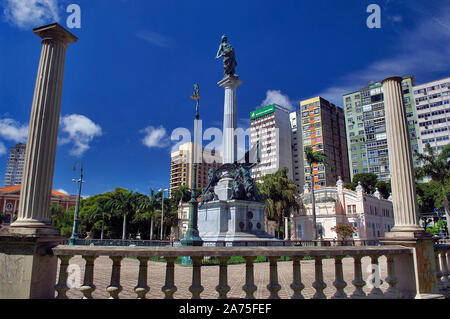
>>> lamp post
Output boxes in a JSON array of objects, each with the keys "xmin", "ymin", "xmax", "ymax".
[
  {"xmin": 159, "ymin": 188, "xmax": 169, "ymax": 240},
  {"xmin": 181, "ymin": 84, "xmax": 203, "ymax": 264},
  {"xmin": 69, "ymin": 161, "xmax": 84, "ymax": 245}
]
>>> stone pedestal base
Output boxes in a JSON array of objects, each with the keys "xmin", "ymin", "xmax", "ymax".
[
  {"xmin": 198, "ymin": 199, "xmax": 278, "ymax": 246},
  {"xmin": 0, "ymin": 226, "xmax": 65, "ymax": 299},
  {"xmin": 381, "ymin": 229, "xmax": 444, "ymax": 299}
]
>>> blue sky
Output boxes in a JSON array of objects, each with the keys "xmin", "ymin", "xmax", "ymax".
[{"xmin": 0, "ymin": 0, "xmax": 449, "ymax": 197}]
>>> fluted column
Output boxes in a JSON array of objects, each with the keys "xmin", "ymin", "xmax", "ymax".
[
  {"xmin": 382, "ymin": 77, "xmax": 421, "ymax": 233},
  {"xmin": 218, "ymin": 76, "xmax": 242, "ymax": 164},
  {"xmin": 11, "ymin": 23, "xmax": 77, "ymax": 228}
]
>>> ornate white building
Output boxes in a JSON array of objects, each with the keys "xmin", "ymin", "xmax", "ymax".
[{"xmin": 292, "ymin": 177, "xmax": 395, "ymax": 241}]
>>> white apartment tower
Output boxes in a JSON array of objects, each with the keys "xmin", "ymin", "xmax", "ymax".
[
  {"xmin": 414, "ymin": 77, "xmax": 450, "ymax": 154},
  {"xmin": 4, "ymin": 143, "xmax": 26, "ymax": 187},
  {"xmin": 250, "ymin": 104, "xmax": 294, "ymax": 182}
]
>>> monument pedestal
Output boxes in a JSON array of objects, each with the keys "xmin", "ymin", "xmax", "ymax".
[
  {"xmin": 198, "ymin": 178, "xmax": 278, "ymax": 246},
  {"xmin": 0, "ymin": 226, "xmax": 65, "ymax": 299},
  {"xmin": 381, "ymin": 229, "xmax": 444, "ymax": 299}
]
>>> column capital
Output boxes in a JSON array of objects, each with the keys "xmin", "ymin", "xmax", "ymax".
[
  {"xmin": 218, "ymin": 75, "xmax": 243, "ymax": 89},
  {"xmin": 33, "ymin": 23, "xmax": 78, "ymax": 45},
  {"xmin": 381, "ymin": 76, "xmax": 403, "ymax": 84}
]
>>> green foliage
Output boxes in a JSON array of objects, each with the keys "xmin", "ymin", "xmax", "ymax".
[
  {"xmin": 50, "ymin": 203, "xmax": 74, "ymax": 237},
  {"xmin": 347, "ymin": 173, "xmax": 378, "ymax": 194},
  {"xmin": 426, "ymin": 219, "xmax": 448, "ymax": 236},
  {"xmin": 0, "ymin": 211, "xmax": 6, "ymax": 223},
  {"xmin": 415, "ymin": 143, "xmax": 450, "ymax": 228},
  {"xmin": 257, "ymin": 167, "xmax": 299, "ymax": 239},
  {"xmin": 375, "ymin": 180, "xmax": 391, "ymax": 199},
  {"xmin": 50, "ymin": 187, "xmax": 180, "ymax": 240}
]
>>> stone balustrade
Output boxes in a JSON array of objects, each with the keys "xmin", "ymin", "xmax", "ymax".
[
  {"xmin": 53, "ymin": 245, "xmax": 415, "ymax": 299},
  {"xmin": 434, "ymin": 244, "xmax": 450, "ymax": 298}
]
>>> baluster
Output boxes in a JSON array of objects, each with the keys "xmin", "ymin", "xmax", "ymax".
[
  {"xmin": 242, "ymin": 256, "xmax": 257, "ymax": 299},
  {"xmin": 312, "ymin": 256, "xmax": 327, "ymax": 299},
  {"xmin": 435, "ymin": 252, "xmax": 445, "ymax": 292},
  {"xmin": 55, "ymin": 255, "xmax": 72, "ymax": 299},
  {"xmin": 290, "ymin": 256, "xmax": 305, "ymax": 299},
  {"xmin": 439, "ymin": 252, "xmax": 449, "ymax": 284},
  {"xmin": 350, "ymin": 255, "xmax": 366, "ymax": 299},
  {"xmin": 106, "ymin": 256, "xmax": 123, "ymax": 299},
  {"xmin": 80, "ymin": 256, "xmax": 97, "ymax": 299},
  {"xmin": 446, "ymin": 252, "xmax": 450, "ymax": 290},
  {"xmin": 216, "ymin": 257, "xmax": 230, "ymax": 299},
  {"xmin": 267, "ymin": 256, "xmax": 281, "ymax": 299},
  {"xmin": 189, "ymin": 256, "xmax": 204, "ymax": 299},
  {"xmin": 134, "ymin": 257, "xmax": 150, "ymax": 299},
  {"xmin": 367, "ymin": 255, "xmax": 384, "ymax": 299},
  {"xmin": 162, "ymin": 257, "xmax": 177, "ymax": 299},
  {"xmin": 332, "ymin": 256, "xmax": 347, "ymax": 299},
  {"xmin": 384, "ymin": 255, "xmax": 401, "ymax": 299}
]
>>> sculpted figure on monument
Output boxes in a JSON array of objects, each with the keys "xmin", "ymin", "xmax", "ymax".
[{"xmin": 216, "ymin": 35, "xmax": 238, "ymax": 77}]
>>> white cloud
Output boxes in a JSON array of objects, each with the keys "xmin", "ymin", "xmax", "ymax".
[
  {"xmin": 141, "ymin": 126, "xmax": 169, "ymax": 148},
  {"xmin": 318, "ymin": 5, "xmax": 450, "ymax": 106},
  {"xmin": 0, "ymin": 142, "xmax": 6, "ymax": 156},
  {"xmin": 56, "ymin": 188, "xmax": 68, "ymax": 195},
  {"xmin": 59, "ymin": 114, "xmax": 102, "ymax": 156},
  {"xmin": 2, "ymin": 0, "xmax": 60, "ymax": 29},
  {"xmin": 0, "ymin": 118, "xmax": 28, "ymax": 143},
  {"xmin": 261, "ymin": 90, "xmax": 294, "ymax": 110},
  {"xmin": 136, "ymin": 31, "xmax": 175, "ymax": 48}
]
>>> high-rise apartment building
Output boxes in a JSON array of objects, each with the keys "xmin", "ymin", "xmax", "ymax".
[
  {"xmin": 300, "ymin": 97, "xmax": 350, "ymax": 189},
  {"xmin": 289, "ymin": 111, "xmax": 304, "ymax": 191},
  {"xmin": 343, "ymin": 75, "xmax": 422, "ymax": 181},
  {"xmin": 413, "ymin": 77, "xmax": 450, "ymax": 154},
  {"xmin": 170, "ymin": 142, "xmax": 222, "ymax": 194},
  {"xmin": 250, "ymin": 104, "xmax": 294, "ymax": 183},
  {"xmin": 4, "ymin": 143, "xmax": 26, "ymax": 187}
]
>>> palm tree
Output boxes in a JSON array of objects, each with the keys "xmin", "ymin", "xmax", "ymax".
[
  {"xmin": 133, "ymin": 189, "xmax": 162, "ymax": 240},
  {"xmin": 304, "ymin": 146, "xmax": 330, "ymax": 241},
  {"xmin": 415, "ymin": 143, "xmax": 450, "ymax": 237},
  {"xmin": 258, "ymin": 167, "xmax": 300, "ymax": 239},
  {"xmin": 107, "ymin": 188, "xmax": 136, "ymax": 240},
  {"xmin": 87, "ymin": 194, "xmax": 113, "ymax": 240}
]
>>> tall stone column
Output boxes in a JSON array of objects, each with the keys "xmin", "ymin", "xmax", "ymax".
[
  {"xmin": 382, "ymin": 76, "xmax": 421, "ymax": 234},
  {"xmin": 381, "ymin": 76, "xmax": 442, "ymax": 299},
  {"xmin": 0, "ymin": 23, "xmax": 77, "ymax": 299},
  {"xmin": 218, "ymin": 76, "xmax": 242, "ymax": 164},
  {"xmin": 11, "ymin": 23, "xmax": 77, "ymax": 229}
]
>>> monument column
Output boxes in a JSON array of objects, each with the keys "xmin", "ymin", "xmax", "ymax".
[
  {"xmin": 381, "ymin": 76, "xmax": 442, "ymax": 299},
  {"xmin": 218, "ymin": 76, "xmax": 242, "ymax": 164},
  {"xmin": 11, "ymin": 23, "xmax": 77, "ymax": 229}
]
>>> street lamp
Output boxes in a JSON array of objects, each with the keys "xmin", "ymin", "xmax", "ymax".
[
  {"xmin": 159, "ymin": 188, "xmax": 169, "ymax": 240},
  {"xmin": 181, "ymin": 83, "xmax": 203, "ymax": 263},
  {"xmin": 69, "ymin": 161, "xmax": 84, "ymax": 245}
]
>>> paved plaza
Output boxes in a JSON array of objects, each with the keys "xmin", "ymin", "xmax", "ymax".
[{"xmin": 60, "ymin": 256, "xmax": 389, "ymax": 299}]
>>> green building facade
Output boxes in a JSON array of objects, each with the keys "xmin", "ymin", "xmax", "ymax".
[{"xmin": 343, "ymin": 75, "xmax": 423, "ymax": 182}]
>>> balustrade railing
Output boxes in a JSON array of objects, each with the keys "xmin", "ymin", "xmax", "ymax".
[
  {"xmin": 53, "ymin": 245, "xmax": 412, "ymax": 299},
  {"xmin": 434, "ymin": 244, "xmax": 450, "ymax": 298},
  {"xmin": 70, "ymin": 239, "xmax": 381, "ymax": 247}
]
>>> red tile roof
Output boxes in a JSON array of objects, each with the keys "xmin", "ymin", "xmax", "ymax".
[{"xmin": 0, "ymin": 185, "xmax": 69, "ymax": 197}]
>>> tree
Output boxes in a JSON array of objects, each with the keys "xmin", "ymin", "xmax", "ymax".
[
  {"xmin": 50, "ymin": 203, "xmax": 74, "ymax": 237},
  {"xmin": 133, "ymin": 189, "xmax": 162, "ymax": 240},
  {"xmin": 347, "ymin": 173, "xmax": 378, "ymax": 194},
  {"xmin": 257, "ymin": 167, "xmax": 300, "ymax": 239},
  {"xmin": 107, "ymin": 188, "xmax": 137, "ymax": 240},
  {"xmin": 375, "ymin": 180, "xmax": 391, "ymax": 199},
  {"xmin": 415, "ymin": 143, "xmax": 450, "ymax": 237},
  {"xmin": 304, "ymin": 146, "xmax": 330, "ymax": 240}
]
